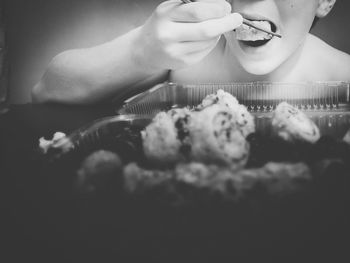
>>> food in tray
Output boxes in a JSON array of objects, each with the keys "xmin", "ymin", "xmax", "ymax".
[
  {"xmin": 124, "ymin": 161, "xmax": 312, "ymax": 204},
  {"xmin": 36, "ymin": 89, "xmax": 350, "ymax": 205},
  {"xmin": 197, "ymin": 89, "xmax": 240, "ymax": 110},
  {"xmin": 196, "ymin": 89, "xmax": 255, "ymax": 138},
  {"xmin": 142, "ymin": 108, "xmax": 192, "ymax": 164},
  {"xmin": 142, "ymin": 90, "xmax": 253, "ymax": 168},
  {"xmin": 189, "ymin": 104, "xmax": 249, "ymax": 168},
  {"xmin": 235, "ymin": 21, "xmax": 273, "ymax": 41},
  {"xmin": 39, "ymin": 132, "xmax": 67, "ymax": 154},
  {"xmin": 271, "ymin": 102, "xmax": 321, "ymax": 143},
  {"xmin": 123, "ymin": 97, "xmax": 333, "ymax": 203},
  {"xmin": 76, "ymin": 150, "xmax": 123, "ymax": 194}
]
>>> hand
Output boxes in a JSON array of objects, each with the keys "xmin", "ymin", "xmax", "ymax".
[{"xmin": 133, "ymin": 0, "xmax": 243, "ymax": 71}]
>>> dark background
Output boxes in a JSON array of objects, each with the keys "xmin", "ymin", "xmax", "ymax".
[{"xmin": 3, "ymin": 0, "xmax": 350, "ymax": 104}]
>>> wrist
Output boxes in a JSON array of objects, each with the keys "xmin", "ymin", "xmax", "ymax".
[{"xmin": 129, "ymin": 26, "xmax": 165, "ymax": 75}]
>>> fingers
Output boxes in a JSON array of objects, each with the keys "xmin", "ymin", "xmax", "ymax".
[
  {"xmin": 144, "ymin": 0, "xmax": 240, "ymax": 69},
  {"xmin": 178, "ymin": 43, "xmax": 217, "ymax": 66},
  {"xmin": 169, "ymin": 1, "xmax": 232, "ymax": 22},
  {"xmin": 167, "ymin": 37, "xmax": 220, "ymax": 57},
  {"xmin": 170, "ymin": 13, "xmax": 243, "ymax": 41}
]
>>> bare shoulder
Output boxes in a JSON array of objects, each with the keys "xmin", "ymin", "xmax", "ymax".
[{"xmin": 306, "ymin": 34, "xmax": 350, "ymax": 81}]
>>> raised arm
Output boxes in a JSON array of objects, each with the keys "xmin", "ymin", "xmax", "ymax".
[
  {"xmin": 31, "ymin": 27, "xmax": 168, "ymax": 104},
  {"xmin": 32, "ymin": 0, "xmax": 242, "ymax": 104}
]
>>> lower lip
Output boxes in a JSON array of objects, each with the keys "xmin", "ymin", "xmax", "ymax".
[{"xmin": 237, "ymin": 37, "xmax": 277, "ymax": 56}]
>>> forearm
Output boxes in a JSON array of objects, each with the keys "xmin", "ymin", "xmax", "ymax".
[
  {"xmin": 32, "ymin": 0, "xmax": 242, "ymax": 104},
  {"xmin": 32, "ymin": 27, "xmax": 167, "ymax": 104}
]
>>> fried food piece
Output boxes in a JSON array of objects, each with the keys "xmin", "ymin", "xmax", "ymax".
[
  {"xmin": 176, "ymin": 162, "xmax": 311, "ymax": 200},
  {"xmin": 235, "ymin": 21, "xmax": 273, "ymax": 41},
  {"xmin": 142, "ymin": 91, "xmax": 253, "ymax": 166},
  {"xmin": 197, "ymin": 89, "xmax": 240, "ymax": 110},
  {"xmin": 197, "ymin": 89, "xmax": 255, "ymax": 138},
  {"xmin": 141, "ymin": 110, "xmax": 189, "ymax": 164},
  {"xmin": 123, "ymin": 161, "xmax": 312, "ymax": 204},
  {"xmin": 169, "ymin": 108, "xmax": 193, "ymax": 156},
  {"xmin": 189, "ymin": 105, "xmax": 249, "ymax": 169},
  {"xmin": 123, "ymin": 162, "xmax": 174, "ymax": 194},
  {"xmin": 233, "ymin": 103, "xmax": 256, "ymax": 138},
  {"xmin": 76, "ymin": 150, "xmax": 123, "ymax": 194},
  {"xmin": 39, "ymin": 132, "xmax": 67, "ymax": 154},
  {"xmin": 272, "ymin": 102, "xmax": 320, "ymax": 143}
]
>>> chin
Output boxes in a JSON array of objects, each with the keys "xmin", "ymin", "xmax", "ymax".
[{"xmin": 238, "ymin": 58, "xmax": 280, "ymax": 76}]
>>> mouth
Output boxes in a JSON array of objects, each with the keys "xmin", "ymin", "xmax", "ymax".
[{"xmin": 235, "ymin": 19, "xmax": 278, "ymax": 48}]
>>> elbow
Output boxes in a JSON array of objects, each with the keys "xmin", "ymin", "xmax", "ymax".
[
  {"xmin": 31, "ymin": 76, "xmax": 95, "ymax": 105},
  {"xmin": 31, "ymin": 54, "xmax": 64, "ymax": 104},
  {"xmin": 31, "ymin": 80, "xmax": 49, "ymax": 103},
  {"xmin": 32, "ymin": 49, "xmax": 120, "ymax": 105},
  {"xmin": 31, "ymin": 51, "xmax": 93, "ymax": 104}
]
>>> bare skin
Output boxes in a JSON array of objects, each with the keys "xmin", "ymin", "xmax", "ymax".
[
  {"xmin": 32, "ymin": 0, "xmax": 243, "ymax": 104},
  {"xmin": 171, "ymin": 33, "xmax": 350, "ymax": 83},
  {"xmin": 32, "ymin": 0, "xmax": 350, "ymax": 105}
]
